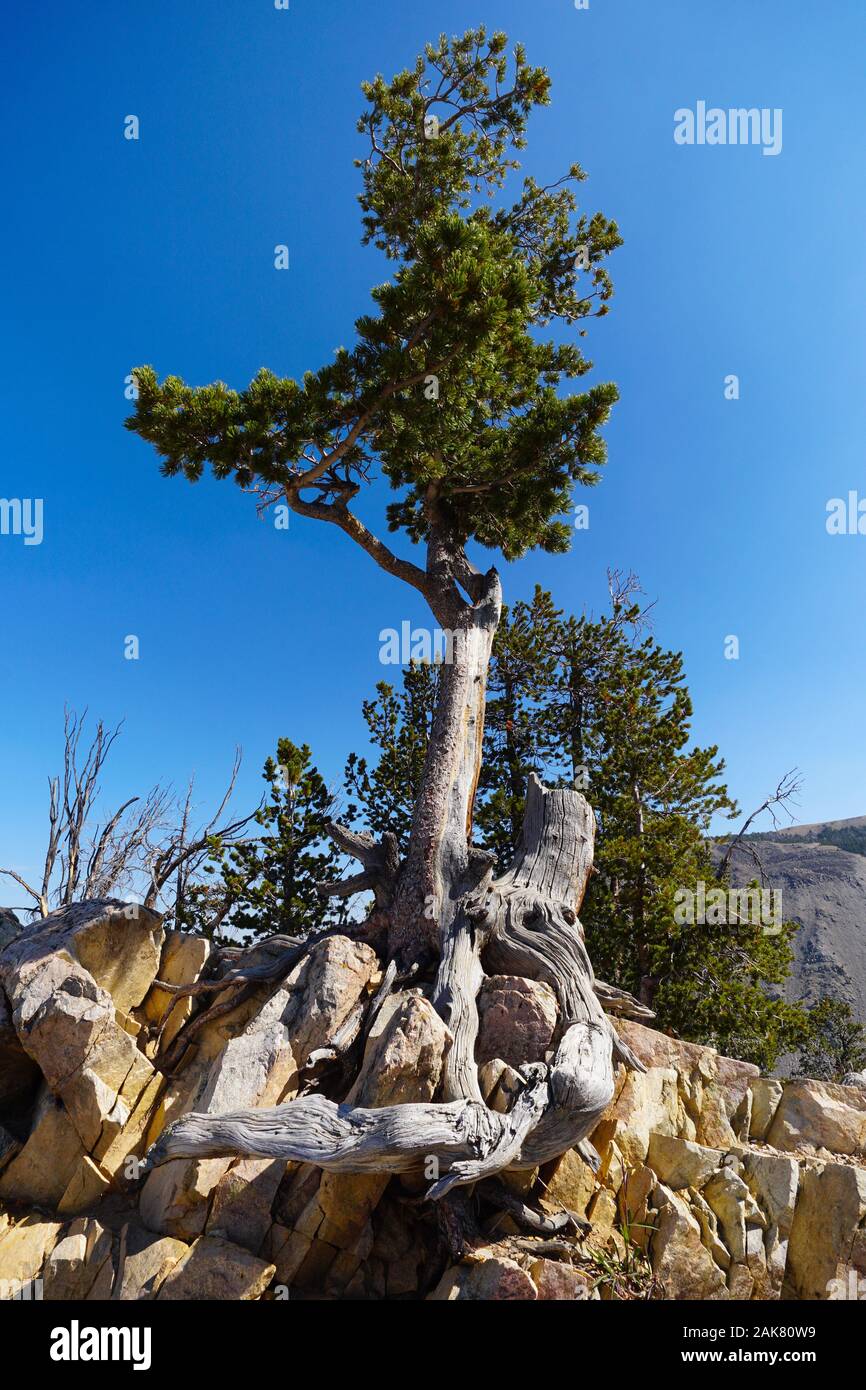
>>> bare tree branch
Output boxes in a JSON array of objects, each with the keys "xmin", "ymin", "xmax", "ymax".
[
  {"xmin": 0, "ymin": 867, "xmax": 47, "ymax": 918},
  {"xmin": 715, "ymin": 768, "xmax": 803, "ymax": 883},
  {"xmin": 142, "ymin": 750, "xmax": 258, "ymax": 915},
  {"xmin": 7, "ymin": 713, "xmax": 259, "ymax": 924}
]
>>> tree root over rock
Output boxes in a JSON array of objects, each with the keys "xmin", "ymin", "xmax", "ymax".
[{"xmin": 145, "ymin": 777, "xmax": 649, "ymax": 1198}]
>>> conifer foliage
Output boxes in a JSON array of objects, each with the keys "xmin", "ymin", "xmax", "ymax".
[
  {"xmin": 346, "ymin": 586, "xmax": 810, "ymax": 1068},
  {"xmin": 181, "ymin": 739, "xmax": 344, "ymax": 944},
  {"xmin": 125, "ymin": 27, "xmax": 621, "ymax": 567}
]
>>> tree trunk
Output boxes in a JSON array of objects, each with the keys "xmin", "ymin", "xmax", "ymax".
[
  {"xmin": 387, "ymin": 568, "xmax": 502, "ymax": 967},
  {"xmin": 144, "ymin": 542, "xmax": 650, "ymax": 1229}
]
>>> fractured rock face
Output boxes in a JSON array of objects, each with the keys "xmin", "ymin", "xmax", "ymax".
[
  {"xmin": 749, "ymin": 1077, "xmax": 783, "ymax": 1141},
  {"xmin": 647, "ymin": 1133, "xmax": 725, "ymax": 1191},
  {"xmin": 614, "ymin": 1020, "xmax": 758, "ymax": 1149},
  {"xmin": 42, "ymin": 1217, "xmax": 113, "ymax": 1301},
  {"xmin": 0, "ymin": 1090, "xmax": 85, "ymax": 1207},
  {"xmin": 369, "ymin": 1195, "xmax": 429, "ymax": 1298},
  {"xmin": 0, "ymin": 901, "xmax": 165, "ymax": 1181},
  {"xmin": 702, "ymin": 1169, "xmax": 761, "ymax": 1265},
  {"xmin": 56, "ymin": 1156, "xmax": 112, "ymax": 1217},
  {"xmin": 428, "ymin": 1254, "xmax": 538, "ymax": 1301},
  {"xmin": 585, "ymin": 1186, "xmax": 619, "ymax": 1250},
  {"xmin": 742, "ymin": 1151, "xmax": 799, "ymax": 1298},
  {"xmin": 649, "ymin": 1183, "xmax": 729, "ymax": 1300},
  {"xmin": 140, "ymin": 935, "xmax": 378, "ymax": 1241},
  {"xmin": 141, "ymin": 931, "xmax": 211, "ymax": 1053},
  {"xmin": 118, "ymin": 1230, "xmax": 189, "ymax": 1301},
  {"xmin": 539, "ymin": 1147, "xmax": 597, "ymax": 1222},
  {"xmin": 688, "ymin": 1188, "xmax": 730, "ymax": 1271},
  {"xmin": 766, "ymin": 1079, "xmax": 866, "ymax": 1158},
  {"xmin": 283, "ymin": 990, "xmax": 450, "ymax": 1292},
  {"xmin": 70, "ymin": 904, "xmax": 164, "ymax": 1015},
  {"xmin": 156, "ymin": 1234, "xmax": 275, "ymax": 1300},
  {"xmin": 0, "ymin": 1215, "xmax": 62, "ymax": 1292},
  {"xmin": 592, "ymin": 1062, "xmax": 681, "ymax": 1167},
  {"xmin": 205, "ymin": 1156, "xmax": 288, "ymax": 1253},
  {"xmin": 785, "ymin": 1161, "xmax": 866, "ymax": 1299},
  {"xmin": 617, "ymin": 1163, "xmax": 656, "ymax": 1250},
  {"xmin": 530, "ymin": 1257, "xmax": 595, "ymax": 1299},
  {"xmin": 0, "ymin": 986, "xmax": 39, "ymax": 1110},
  {"xmin": 6, "ymin": 884, "xmax": 866, "ymax": 1305}
]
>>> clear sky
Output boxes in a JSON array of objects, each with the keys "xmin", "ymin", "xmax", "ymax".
[{"xmin": 2, "ymin": 0, "xmax": 865, "ymax": 906}]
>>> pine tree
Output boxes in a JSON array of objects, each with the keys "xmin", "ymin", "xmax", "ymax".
[
  {"xmin": 796, "ymin": 997, "xmax": 866, "ymax": 1082},
  {"xmin": 344, "ymin": 662, "xmax": 439, "ymax": 851},
  {"xmin": 181, "ymin": 739, "xmax": 344, "ymax": 944},
  {"xmin": 475, "ymin": 587, "xmax": 559, "ymax": 863},
  {"xmin": 474, "ymin": 586, "xmax": 808, "ymax": 1069},
  {"xmin": 568, "ymin": 630, "xmax": 810, "ymax": 1066},
  {"xmin": 345, "ymin": 583, "xmax": 809, "ymax": 1070},
  {"xmin": 125, "ymin": 25, "xmax": 621, "ymax": 967}
]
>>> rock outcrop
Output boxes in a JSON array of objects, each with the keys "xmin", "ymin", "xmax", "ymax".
[
  {"xmin": 718, "ymin": 815, "xmax": 866, "ymax": 1026},
  {"xmin": 2, "ymin": 901, "xmax": 866, "ymax": 1301}
]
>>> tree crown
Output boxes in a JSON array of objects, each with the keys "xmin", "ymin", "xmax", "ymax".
[{"xmin": 126, "ymin": 27, "xmax": 621, "ymax": 568}]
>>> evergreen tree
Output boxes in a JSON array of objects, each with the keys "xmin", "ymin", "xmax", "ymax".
[
  {"xmin": 181, "ymin": 739, "xmax": 344, "ymax": 944},
  {"xmin": 121, "ymin": 27, "xmax": 844, "ymax": 1199},
  {"xmin": 344, "ymin": 663, "xmax": 439, "ymax": 850},
  {"xmin": 475, "ymin": 588, "xmax": 559, "ymax": 863},
  {"xmin": 476, "ymin": 580, "xmax": 649, "ymax": 863},
  {"xmin": 476, "ymin": 587, "xmax": 810, "ymax": 1068},
  {"xmin": 796, "ymin": 997, "xmax": 866, "ymax": 1082},
  {"xmin": 125, "ymin": 26, "xmax": 622, "ymax": 966}
]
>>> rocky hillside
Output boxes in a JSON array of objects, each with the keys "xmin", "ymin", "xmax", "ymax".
[
  {"xmin": 719, "ymin": 816, "xmax": 866, "ymax": 1022},
  {"xmin": 1, "ymin": 902, "xmax": 865, "ymax": 1301}
]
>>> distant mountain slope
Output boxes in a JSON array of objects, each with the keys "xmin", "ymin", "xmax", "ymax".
[{"xmin": 714, "ymin": 818, "xmax": 866, "ymax": 1022}]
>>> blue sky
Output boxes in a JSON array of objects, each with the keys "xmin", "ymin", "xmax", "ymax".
[{"xmin": 1, "ymin": 0, "xmax": 865, "ymax": 904}]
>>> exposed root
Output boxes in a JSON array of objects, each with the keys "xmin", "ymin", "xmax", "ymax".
[
  {"xmin": 158, "ymin": 980, "xmax": 253, "ymax": 1074},
  {"xmin": 477, "ymin": 1179, "xmax": 590, "ymax": 1237},
  {"xmin": 144, "ymin": 1091, "xmax": 504, "ymax": 1183},
  {"xmin": 144, "ymin": 777, "xmax": 644, "ymax": 1192},
  {"xmin": 154, "ymin": 924, "xmax": 381, "ymax": 1072},
  {"xmin": 425, "ymin": 1063, "xmax": 551, "ymax": 1198},
  {"xmin": 435, "ymin": 1188, "xmax": 481, "ymax": 1261}
]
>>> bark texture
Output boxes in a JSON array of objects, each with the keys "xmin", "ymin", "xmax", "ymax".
[{"xmin": 387, "ymin": 568, "xmax": 502, "ymax": 967}]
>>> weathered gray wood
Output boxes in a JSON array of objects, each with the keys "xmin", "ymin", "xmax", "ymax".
[
  {"xmin": 315, "ymin": 826, "xmax": 400, "ymax": 907},
  {"xmin": 145, "ymin": 1092, "xmax": 500, "ymax": 1174},
  {"xmin": 516, "ymin": 1015, "xmax": 614, "ymax": 1167},
  {"xmin": 427, "ymin": 1063, "xmax": 550, "ymax": 1197},
  {"xmin": 430, "ymin": 883, "xmax": 490, "ymax": 1105},
  {"xmin": 146, "ymin": 775, "xmax": 635, "ymax": 1191},
  {"xmin": 483, "ymin": 774, "xmax": 647, "ymax": 1084},
  {"xmin": 388, "ymin": 570, "xmax": 502, "ymax": 965},
  {"xmin": 594, "ymin": 978, "xmax": 655, "ymax": 1021},
  {"xmin": 576, "ymin": 1137, "xmax": 601, "ymax": 1172}
]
